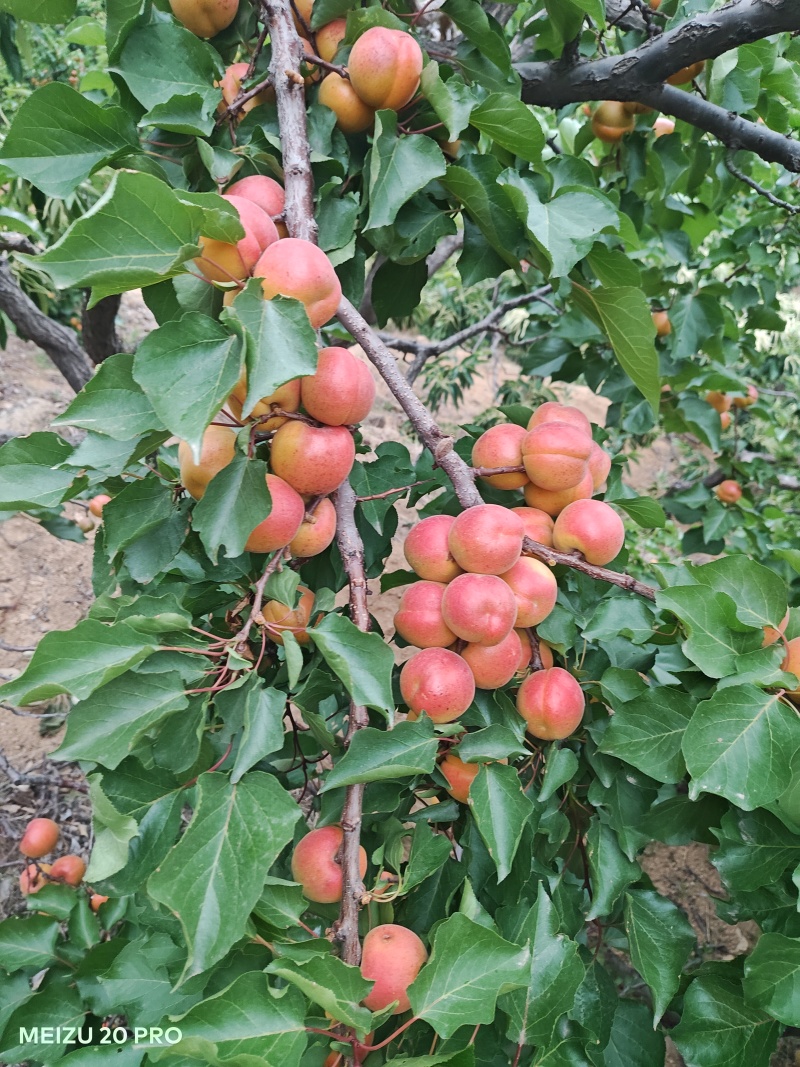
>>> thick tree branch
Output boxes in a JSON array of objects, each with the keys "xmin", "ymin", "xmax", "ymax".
[{"xmin": 81, "ymin": 293, "xmax": 123, "ymax": 365}]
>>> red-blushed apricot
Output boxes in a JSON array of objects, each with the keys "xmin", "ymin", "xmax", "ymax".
[
  {"xmin": 516, "ymin": 630, "xmax": 554, "ymax": 673},
  {"xmin": 591, "ymin": 101, "xmax": 635, "ymax": 143},
  {"xmin": 522, "ymin": 422, "xmax": 593, "ymax": 492},
  {"xmin": 20, "ymin": 863, "xmax": 50, "ymax": 895},
  {"xmin": 245, "ymin": 474, "xmax": 305, "ymax": 553},
  {"xmin": 516, "ymin": 667, "xmax": 584, "ymax": 740},
  {"xmin": 254, "ymin": 238, "xmax": 342, "ymax": 328},
  {"xmin": 361, "ymin": 924, "xmax": 428, "ymax": 1013},
  {"xmin": 764, "ymin": 611, "xmax": 790, "ymax": 648},
  {"xmin": 19, "ymin": 818, "xmax": 59, "ymax": 859},
  {"xmin": 705, "ymin": 390, "xmax": 731, "ymax": 413},
  {"xmin": 552, "ymin": 499, "xmax": 625, "ymax": 565},
  {"xmin": 88, "ymin": 494, "xmax": 111, "ymax": 518},
  {"xmin": 404, "ymin": 515, "xmax": 463, "ymax": 583},
  {"xmin": 348, "ymin": 28, "xmax": 423, "ymax": 111},
  {"xmin": 170, "ymin": 0, "xmax": 237, "ymax": 37},
  {"xmin": 394, "ymin": 581, "xmax": 456, "ymax": 648},
  {"xmin": 270, "ymin": 422, "xmax": 355, "ymax": 496},
  {"xmin": 441, "ymin": 573, "xmax": 518, "ymax": 646},
  {"xmin": 291, "ymin": 825, "xmax": 367, "ymax": 903},
  {"xmin": 499, "ymin": 557, "xmax": 558, "ymax": 628},
  {"xmin": 720, "ymin": 411, "xmax": 732, "ymax": 431},
  {"xmin": 400, "ymin": 648, "xmax": 475, "ymax": 722},
  {"xmin": 197, "ymin": 194, "xmax": 278, "ymax": 285},
  {"xmin": 653, "ymin": 116, "xmax": 675, "ymax": 137},
  {"xmin": 440, "ymin": 752, "xmax": 479, "ymax": 803},
  {"xmin": 227, "ymin": 174, "xmax": 285, "ymax": 220},
  {"xmin": 219, "ymin": 62, "xmax": 275, "ymax": 116},
  {"xmin": 262, "ymin": 586, "xmax": 315, "ymax": 645},
  {"xmin": 49, "ymin": 854, "xmax": 86, "ymax": 886},
  {"xmin": 528, "ymin": 401, "xmax": 592, "ymax": 437},
  {"xmin": 715, "ymin": 480, "xmax": 742, "ymax": 504},
  {"xmin": 227, "ymin": 374, "xmax": 302, "ymax": 430},
  {"xmin": 300, "ymin": 347, "xmax": 376, "ymax": 426},
  {"xmin": 523, "ymin": 471, "xmax": 594, "ymax": 518},
  {"xmin": 511, "ymin": 506, "xmax": 554, "ymax": 547},
  {"xmin": 319, "ymin": 72, "xmax": 375, "ymax": 134},
  {"xmin": 461, "ymin": 628, "xmax": 522, "ymax": 689},
  {"xmin": 317, "ymin": 18, "xmax": 347, "ymax": 62},
  {"xmin": 447, "ymin": 504, "xmax": 525, "ymax": 575},
  {"xmin": 733, "ymin": 384, "xmax": 758, "ymax": 408},
  {"xmin": 90, "ymin": 894, "xmax": 108, "ymax": 913},
  {"xmin": 471, "ymin": 424, "xmax": 528, "ymax": 490},
  {"xmin": 667, "ymin": 60, "xmax": 705, "ymax": 86},
  {"xmin": 588, "ymin": 443, "xmax": 611, "ymax": 491},
  {"xmin": 289, "ymin": 497, "xmax": 337, "ymax": 557},
  {"xmin": 783, "ymin": 636, "xmax": 800, "ymax": 699},
  {"xmin": 179, "ymin": 425, "xmax": 237, "ymax": 501},
  {"xmin": 652, "ymin": 310, "xmax": 671, "ymax": 337}
]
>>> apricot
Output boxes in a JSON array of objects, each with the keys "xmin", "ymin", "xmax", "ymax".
[
  {"xmin": 499, "ymin": 557, "xmax": 558, "ymax": 628},
  {"xmin": 441, "ymin": 573, "xmax": 518, "ymax": 646},
  {"xmin": 19, "ymin": 818, "xmax": 59, "ymax": 859},
  {"xmin": 404, "ymin": 515, "xmax": 463, "ymax": 583},
  {"xmin": 400, "ymin": 647, "xmax": 475, "ymax": 722},
  {"xmin": 516, "ymin": 629, "xmax": 554, "ymax": 672},
  {"xmin": 254, "ymin": 238, "xmax": 342, "ymax": 328},
  {"xmin": 179, "ymin": 425, "xmax": 237, "ymax": 500},
  {"xmin": 471, "ymin": 424, "xmax": 528, "ymax": 490},
  {"xmin": 90, "ymin": 894, "xmax": 108, "ymax": 913},
  {"xmin": 461, "ymin": 628, "xmax": 522, "ymax": 689},
  {"xmin": 227, "ymin": 374, "xmax": 302, "ymax": 430},
  {"xmin": 447, "ymin": 504, "xmax": 524, "ymax": 575},
  {"xmin": 719, "ymin": 411, "xmax": 731, "ymax": 430},
  {"xmin": 88, "ymin": 494, "xmax": 111, "ymax": 518},
  {"xmin": 705, "ymin": 391, "xmax": 731, "ymax": 413},
  {"xmin": 783, "ymin": 636, "xmax": 800, "ymax": 699},
  {"xmin": 667, "ymin": 60, "xmax": 705, "ymax": 86},
  {"xmin": 522, "ymin": 422, "xmax": 593, "ymax": 492},
  {"xmin": 440, "ymin": 753, "xmax": 479, "ymax": 803},
  {"xmin": 591, "ymin": 101, "xmax": 635, "ymax": 143},
  {"xmin": 516, "ymin": 667, "xmax": 585, "ymax": 740},
  {"xmin": 763, "ymin": 611, "xmax": 790, "ymax": 648},
  {"xmin": 262, "ymin": 586, "xmax": 315, "ymax": 644},
  {"xmin": 653, "ymin": 116, "xmax": 675, "ymax": 137},
  {"xmin": 652, "ymin": 310, "xmax": 671, "ymax": 337},
  {"xmin": 291, "ymin": 825, "xmax": 367, "ymax": 903},
  {"xmin": 394, "ymin": 581, "xmax": 456, "ymax": 648},
  {"xmin": 300, "ymin": 347, "xmax": 376, "ymax": 426},
  {"xmin": 316, "ymin": 19, "xmax": 347, "ymax": 62},
  {"xmin": 227, "ymin": 174, "xmax": 285, "ymax": 219},
  {"xmin": 715, "ymin": 480, "xmax": 742, "ymax": 505},
  {"xmin": 20, "ymin": 863, "xmax": 50, "ymax": 895},
  {"xmin": 361, "ymin": 924, "xmax": 427, "ymax": 1014},
  {"xmin": 49, "ymin": 855, "xmax": 86, "ymax": 886},
  {"xmin": 289, "ymin": 497, "xmax": 337, "ymax": 557},
  {"xmin": 170, "ymin": 0, "xmax": 237, "ymax": 38},
  {"xmin": 269, "ymin": 422, "xmax": 355, "ymax": 496},
  {"xmin": 733, "ymin": 385, "xmax": 758, "ymax": 408},
  {"xmin": 197, "ymin": 195, "xmax": 278, "ymax": 284},
  {"xmin": 318, "ymin": 73, "xmax": 375, "ymax": 135},
  {"xmin": 219, "ymin": 63, "xmax": 275, "ymax": 115},
  {"xmin": 348, "ymin": 28, "xmax": 423, "ymax": 111},
  {"xmin": 552, "ymin": 499, "xmax": 625, "ymax": 565},
  {"xmin": 440, "ymin": 139, "xmax": 461, "ymax": 159},
  {"xmin": 523, "ymin": 471, "xmax": 594, "ymax": 518},
  {"xmin": 528, "ymin": 401, "xmax": 591, "ymax": 437},
  {"xmin": 511, "ymin": 506, "xmax": 554, "ymax": 547},
  {"xmin": 244, "ymin": 474, "xmax": 305, "ymax": 553},
  {"xmin": 588, "ymin": 444, "xmax": 612, "ymax": 491}
]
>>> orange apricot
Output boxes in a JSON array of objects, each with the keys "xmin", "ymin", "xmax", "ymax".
[
  {"xmin": 510, "ymin": 506, "xmax": 555, "ymax": 547},
  {"xmin": 20, "ymin": 863, "xmax": 50, "ymax": 895},
  {"xmin": 499, "ymin": 557, "xmax": 558, "ymax": 628},
  {"xmin": 441, "ymin": 573, "xmax": 518, "ymax": 646},
  {"xmin": 404, "ymin": 515, "xmax": 464, "ymax": 583},
  {"xmin": 170, "ymin": 0, "xmax": 238, "ymax": 38},
  {"xmin": 733, "ymin": 384, "xmax": 758, "ymax": 408},
  {"xmin": 361, "ymin": 924, "xmax": 427, "ymax": 1014},
  {"xmin": 588, "ymin": 443, "xmax": 612, "ymax": 491},
  {"xmin": 471, "ymin": 424, "xmax": 528, "ymax": 490},
  {"xmin": 652, "ymin": 310, "xmax": 671, "ymax": 337},
  {"xmin": 591, "ymin": 101, "xmax": 635, "ymax": 143},
  {"xmin": 254, "ymin": 238, "xmax": 342, "ymax": 328},
  {"xmin": 19, "ymin": 818, "xmax": 59, "ymax": 859},
  {"xmin": 316, "ymin": 19, "xmax": 347, "ymax": 62},
  {"xmin": 348, "ymin": 28, "xmax": 423, "ymax": 111},
  {"xmin": 196, "ymin": 194, "xmax": 278, "ymax": 284},
  {"xmin": 528, "ymin": 401, "xmax": 592, "ymax": 437},
  {"xmin": 318, "ymin": 72, "xmax": 375, "ymax": 135},
  {"xmin": 461, "ymin": 628, "xmax": 523, "ymax": 689},
  {"xmin": 522, "ymin": 422, "xmax": 593, "ymax": 492},
  {"xmin": 88, "ymin": 494, "xmax": 111, "ymax": 518},
  {"xmin": 49, "ymin": 854, "xmax": 86, "ymax": 886},
  {"xmin": 400, "ymin": 648, "xmax": 475, "ymax": 722},
  {"xmin": 552, "ymin": 499, "xmax": 625, "ymax": 565},
  {"xmin": 227, "ymin": 374, "xmax": 302, "ymax": 430},
  {"xmin": 667, "ymin": 60, "xmax": 705, "ymax": 86},
  {"xmin": 90, "ymin": 894, "xmax": 108, "ymax": 913},
  {"xmin": 705, "ymin": 390, "xmax": 732, "ymax": 413},
  {"xmin": 289, "ymin": 497, "xmax": 337, "ymax": 557},
  {"xmin": 245, "ymin": 474, "xmax": 306, "ymax": 553},
  {"xmin": 178, "ymin": 425, "xmax": 237, "ymax": 500},
  {"xmin": 523, "ymin": 471, "xmax": 594, "ymax": 518},
  {"xmin": 269, "ymin": 422, "xmax": 355, "ymax": 496},
  {"xmin": 262, "ymin": 586, "xmax": 315, "ymax": 644},
  {"xmin": 782, "ymin": 636, "xmax": 800, "ymax": 699},
  {"xmin": 291, "ymin": 825, "xmax": 367, "ymax": 903},
  {"xmin": 715, "ymin": 480, "xmax": 742, "ymax": 504},
  {"xmin": 653, "ymin": 116, "xmax": 675, "ymax": 137},
  {"xmin": 219, "ymin": 62, "xmax": 275, "ymax": 115},
  {"xmin": 447, "ymin": 504, "xmax": 525, "ymax": 575},
  {"xmin": 763, "ymin": 611, "xmax": 789, "ymax": 648},
  {"xmin": 516, "ymin": 667, "xmax": 585, "ymax": 740},
  {"xmin": 300, "ymin": 347, "xmax": 376, "ymax": 426},
  {"xmin": 394, "ymin": 581, "xmax": 456, "ymax": 648}
]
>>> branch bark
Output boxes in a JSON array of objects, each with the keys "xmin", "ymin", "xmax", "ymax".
[{"xmin": 81, "ymin": 293, "xmax": 123, "ymax": 365}]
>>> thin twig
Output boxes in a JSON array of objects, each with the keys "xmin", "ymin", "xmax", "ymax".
[{"xmin": 724, "ymin": 149, "xmax": 800, "ymax": 215}]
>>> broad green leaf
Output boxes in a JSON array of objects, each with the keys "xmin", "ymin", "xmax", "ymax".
[
  {"xmin": 441, "ymin": 0, "xmax": 512, "ymax": 75},
  {"xmin": 671, "ymin": 972, "xmax": 781, "ymax": 1067},
  {"xmin": 404, "ymin": 822, "xmax": 454, "ymax": 892},
  {"xmin": 441, "ymin": 161, "xmax": 521, "ymax": 265},
  {"xmin": 268, "ymin": 954, "xmax": 374, "ymax": 1032},
  {"xmin": 0, "ymin": 0, "xmax": 75, "ymax": 23},
  {"xmin": 53, "ymin": 353, "xmax": 163, "ymax": 440},
  {"xmin": 538, "ymin": 746, "xmax": 579, "ymax": 802},
  {"xmin": 624, "ymin": 889, "xmax": 695, "ymax": 1023},
  {"xmin": 193, "ymin": 454, "xmax": 271, "ymax": 562},
  {"xmin": 670, "ymin": 290, "xmax": 725, "ymax": 361},
  {"xmin": 603, "ymin": 1000, "xmax": 665, "ymax": 1067},
  {"xmin": 253, "ymin": 876, "xmax": 307, "ymax": 929},
  {"xmin": 420, "ymin": 63, "xmax": 474, "ymax": 139},
  {"xmin": 103, "ymin": 477, "xmax": 178, "ymax": 556},
  {"xmin": 458, "ymin": 725, "xmax": 528, "ymax": 763},
  {"xmin": 615, "ymin": 496, "xmax": 667, "ymax": 529},
  {"xmin": 310, "ymin": 614, "xmax": 395, "ymax": 713},
  {"xmin": 471, "ymin": 94, "xmax": 544, "ymax": 164},
  {"xmin": 218, "ymin": 679, "xmax": 286, "ymax": 784},
  {"xmin": 0, "ymin": 620, "xmax": 155, "ymax": 705},
  {"xmin": 743, "ymin": 932, "xmax": 800, "ymax": 1026},
  {"xmin": 148, "ymin": 771, "xmax": 300, "ymax": 981},
  {"xmin": 86, "ymin": 775, "xmax": 140, "ymax": 882},
  {"xmin": 409, "ymin": 914, "xmax": 529, "ymax": 1038},
  {"xmin": 689, "ymin": 556, "xmax": 787, "ymax": 633},
  {"xmin": 585, "ymin": 820, "xmax": 640, "ymax": 921},
  {"xmin": 0, "ymin": 915, "xmax": 60, "ymax": 972},
  {"xmin": 348, "ymin": 443, "xmax": 415, "ymax": 533},
  {"xmin": 0, "ymin": 431, "xmax": 77, "ymax": 510},
  {"xmin": 0, "ymin": 82, "xmax": 137, "ymax": 197},
  {"xmin": 712, "ymin": 809, "xmax": 800, "ymax": 893},
  {"xmin": 366, "ymin": 111, "xmax": 447, "ymax": 231},
  {"xmin": 468, "ymin": 762, "xmax": 535, "ymax": 882},
  {"xmin": 324, "ymin": 716, "xmax": 438, "ymax": 788},
  {"xmin": 600, "ymin": 687, "xmax": 693, "ymax": 784},
  {"xmin": 683, "ymin": 685, "xmax": 799, "ymax": 809},
  {"xmin": 0, "ymin": 978, "xmax": 85, "ymax": 1065}
]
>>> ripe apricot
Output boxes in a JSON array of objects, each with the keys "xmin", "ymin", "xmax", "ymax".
[
  {"xmin": 269, "ymin": 422, "xmax": 355, "ymax": 496},
  {"xmin": 733, "ymin": 384, "xmax": 758, "ymax": 408},
  {"xmin": 227, "ymin": 174, "xmax": 285, "ymax": 219},
  {"xmin": 400, "ymin": 647, "xmax": 475, "ymax": 722},
  {"xmin": 652, "ymin": 310, "xmax": 671, "ymax": 337},
  {"xmin": 169, "ymin": 0, "xmax": 237, "ymax": 38},
  {"xmin": 245, "ymin": 474, "xmax": 305, "ymax": 553},
  {"xmin": 254, "ymin": 238, "xmax": 342, "ymax": 328},
  {"xmin": 227, "ymin": 374, "xmax": 302, "ymax": 430},
  {"xmin": 394, "ymin": 581, "xmax": 456, "ymax": 648},
  {"xmin": 461, "ymin": 628, "xmax": 522, "ymax": 689},
  {"xmin": 447, "ymin": 504, "xmax": 524, "ymax": 575},
  {"xmin": 705, "ymin": 390, "xmax": 732, "ymax": 413},
  {"xmin": 552, "ymin": 499, "xmax": 625, "ymax": 565},
  {"xmin": 291, "ymin": 825, "xmax": 367, "ymax": 903},
  {"xmin": 179, "ymin": 425, "xmax": 237, "ymax": 500},
  {"xmin": 523, "ymin": 471, "xmax": 594, "ymax": 518},
  {"xmin": 511, "ymin": 506, "xmax": 554, "ymax": 547},
  {"xmin": 20, "ymin": 818, "xmax": 59, "ymax": 859},
  {"xmin": 404, "ymin": 515, "xmax": 463, "ymax": 583},
  {"xmin": 289, "ymin": 497, "xmax": 337, "ymax": 558},
  {"xmin": 316, "ymin": 19, "xmax": 347, "ymax": 62},
  {"xmin": 499, "ymin": 557, "xmax": 558, "ymax": 628},
  {"xmin": 440, "ymin": 752, "xmax": 479, "ymax": 803},
  {"xmin": 763, "ymin": 611, "xmax": 789, "ymax": 648},
  {"xmin": 300, "ymin": 347, "xmax": 376, "ymax": 426},
  {"xmin": 88, "ymin": 494, "xmax": 111, "ymax": 518},
  {"xmin": 528, "ymin": 401, "xmax": 592, "ymax": 437},
  {"xmin": 318, "ymin": 73, "xmax": 375, "ymax": 135},
  {"xmin": 516, "ymin": 629, "xmax": 554, "ymax": 672},
  {"xmin": 348, "ymin": 28, "xmax": 423, "ymax": 111},
  {"xmin": 782, "ymin": 637, "xmax": 800, "ymax": 699},
  {"xmin": 90, "ymin": 894, "xmax": 108, "ymax": 912},
  {"xmin": 20, "ymin": 863, "xmax": 50, "ymax": 895},
  {"xmin": 361, "ymin": 924, "xmax": 427, "ymax": 1014},
  {"xmin": 715, "ymin": 480, "xmax": 742, "ymax": 505},
  {"xmin": 219, "ymin": 62, "xmax": 275, "ymax": 115},
  {"xmin": 262, "ymin": 586, "xmax": 315, "ymax": 644},
  {"xmin": 653, "ymin": 116, "xmax": 675, "ymax": 137},
  {"xmin": 522, "ymin": 422, "xmax": 593, "ymax": 492},
  {"xmin": 516, "ymin": 667, "xmax": 585, "ymax": 740},
  {"xmin": 441, "ymin": 573, "xmax": 518, "ymax": 646},
  {"xmin": 197, "ymin": 195, "xmax": 278, "ymax": 284},
  {"xmin": 49, "ymin": 854, "xmax": 86, "ymax": 886},
  {"xmin": 471, "ymin": 424, "xmax": 528, "ymax": 490},
  {"xmin": 588, "ymin": 444, "xmax": 611, "ymax": 491},
  {"xmin": 667, "ymin": 60, "xmax": 705, "ymax": 86},
  {"xmin": 591, "ymin": 101, "xmax": 635, "ymax": 143},
  {"xmin": 719, "ymin": 411, "xmax": 731, "ymax": 430}
]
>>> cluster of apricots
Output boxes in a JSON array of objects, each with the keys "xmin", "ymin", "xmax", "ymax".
[
  {"xmin": 17, "ymin": 817, "xmax": 106, "ymax": 912},
  {"xmin": 706, "ymin": 385, "xmax": 759, "ymax": 430},
  {"xmin": 590, "ymin": 58, "xmax": 705, "ymax": 144}
]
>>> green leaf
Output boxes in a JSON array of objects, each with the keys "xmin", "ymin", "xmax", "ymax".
[
  {"xmin": 53, "ymin": 353, "xmax": 163, "ymax": 440},
  {"xmin": 671, "ymin": 972, "xmax": 781, "ymax": 1067},
  {"xmin": 408, "ymin": 913, "xmax": 529, "ymax": 1038},
  {"xmin": 689, "ymin": 556, "xmax": 787, "ymax": 634},
  {"xmin": 0, "ymin": 978, "xmax": 85, "ymax": 1065},
  {"xmin": 0, "ymin": 620, "xmax": 155, "ymax": 705},
  {"xmin": 268, "ymin": 954, "xmax": 374, "ymax": 1033},
  {"xmin": 458, "ymin": 725, "xmax": 528, "ymax": 763},
  {"xmin": 310, "ymin": 614, "xmax": 395, "ymax": 714},
  {"xmin": 624, "ymin": 888, "xmax": 695, "ymax": 1023},
  {"xmin": 404, "ymin": 822, "xmax": 454, "ymax": 892},
  {"xmin": 615, "ymin": 496, "xmax": 667, "ymax": 529},
  {"xmin": 468, "ymin": 762, "xmax": 535, "ymax": 882},
  {"xmin": 441, "ymin": 0, "xmax": 512, "ymax": 76},
  {"xmin": 538, "ymin": 746, "xmax": 579, "ymax": 802},
  {"xmin": 603, "ymin": 1000, "xmax": 666, "ymax": 1067},
  {"xmin": 253, "ymin": 876, "xmax": 307, "ymax": 929},
  {"xmin": 683, "ymin": 685, "xmax": 799, "ymax": 810},
  {"xmin": 600, "ymin": 687, "xmax": 693, "ymax": 784},
  {"xmin": 220, "ymin": 679, "xmax": 286, "ymax": 783},
  {"xmin": 0, "ymin": 431, "xmax": 77, "ymax": 510},
  {"xmin": 366, "ymin": 111, "xmax": 447, "ymax": 231},
  {"xmin": 419, "ymin": 63, "xmax": 474, "ymax": 139},
  {"xmin": 148, "ymin": 770, "xmax": 300, "ymax": 981},
  {"xmin": 133, "ymin": 313, "xmax": 242, "ymax": 461},
  {"xmin": 193, "ymin": 454, "xmax": 271, "ymax": 562},
  {"xmin": 0, "ymin": 915, "xmax": 60, "ymax": 972},
  {"xmin": 103, "ymin": 477, "xmax": 178, "ymax": 556},
  {"xmin": 743, "ymin": 932, "xmax": 800, "ymax": 1026},
  {"xmin": 324, "ymin": 717, "xmax": 438, "ymax": 788},
  {"xmin": 0, "ymin": 0, "xmax": 75, "ymax": 23},
  {"xmin": 0, "ymin": 82, "xmax": 137, "ymax": 197},
  {"xmin": 585, "ymin": 820, "xmax": 640, "ymax": 921},
  {"xmin": 712, "ymin": 809, "xmax": 800, "ymax": 893},
  {"xmin": 471, "ymin": 94, "xmax": 543, "ymax": 164},
  {"xmin": 440, "ymin": 161, "xmax": 520, "ymax": 266},
  {"xmin": 86, "ymin": 774, "xmax": 140, "ymax": 882}
]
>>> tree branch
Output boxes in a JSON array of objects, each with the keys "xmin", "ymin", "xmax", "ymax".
[
  {"xmin": 81, "ymin": 293, "xmax": 123, "ymax": 365},
  {"xmin": 724, "ymin": 149, "xmax": 800, "ymax": 214}
]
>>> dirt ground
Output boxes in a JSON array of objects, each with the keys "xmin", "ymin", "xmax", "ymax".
[{"xmin": 0, "ymin": 299, "xmax": 795, "ymax": 1065}]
